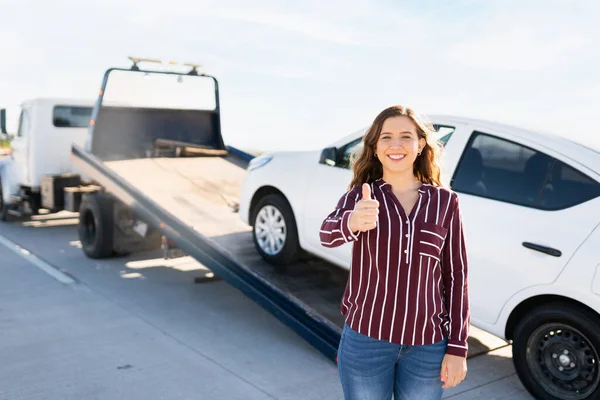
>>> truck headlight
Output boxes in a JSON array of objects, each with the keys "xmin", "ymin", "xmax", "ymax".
[{"xmin": 247, "ymin": 154, "xmax": 273, "ymax": 172}]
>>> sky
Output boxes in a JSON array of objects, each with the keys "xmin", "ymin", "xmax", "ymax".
[{"xmin": 1, "ymin": 0, "xmax": 599, "ymax": 152}]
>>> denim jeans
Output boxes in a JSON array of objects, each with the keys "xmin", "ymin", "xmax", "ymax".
[{"xmin": 338, "ymin": 324, "xmax": 447, "ymax": 400}]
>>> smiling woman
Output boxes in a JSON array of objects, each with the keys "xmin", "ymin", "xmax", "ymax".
[
  {"xmin": 320, "ymin": 105, "xmax": 469, "ymax": 400},
  {"xmin": 349, "ymin": 106, "xmax": 443, "ymax": 189}
]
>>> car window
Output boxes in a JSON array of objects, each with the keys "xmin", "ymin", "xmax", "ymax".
[
  {"xmin": 433, "ymin": 125, "xmax": 455, "ymax": 146},
  {"xmin": 335, "ymin": 124, "xmax": 455, "ymax": 170},
  {"xmin": 542, "ymin": 160, "xmax": 600, "ymax": 209},
  {"xmin": 451, "ymin": 131, "xmax": 600, "ymax": 210},
  {"xmin": 337, "ymin": 138, "xmax": 363, "ymax": 169}
]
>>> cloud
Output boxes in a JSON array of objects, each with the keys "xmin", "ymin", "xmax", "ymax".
[
  {"xmin": 444, "ymin": 15, "xmax": 589, "ymax": 71},
  {"xmin": 1, "ymin": 0, "xmax": 599, "ymax": 152},
  {"xmin": 218, "ymin": 11, "xmax": 365, "ymax": 46}
]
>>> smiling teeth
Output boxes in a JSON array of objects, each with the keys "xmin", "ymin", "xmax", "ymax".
[{"xmin": 388, "ymin": 155, "xmax": 405, "ymax": 160}]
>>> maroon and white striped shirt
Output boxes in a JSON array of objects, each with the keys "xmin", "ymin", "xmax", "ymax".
[{"xmin": 320, "ymin": 178, "xmax": 470, "ymax": 357}]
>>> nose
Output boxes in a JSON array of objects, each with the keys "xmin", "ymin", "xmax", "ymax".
[{"xmin": 390, "ymin": 137, "xmax": 404, "ymax": 148}]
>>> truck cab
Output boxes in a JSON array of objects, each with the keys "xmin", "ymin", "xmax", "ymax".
[{"xmin": 0, "ymin": 97, "xmax": 94, "ymax": 218}]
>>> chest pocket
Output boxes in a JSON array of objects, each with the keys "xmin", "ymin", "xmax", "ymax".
[{"xmin": 418, "ymin": 223, "xmax": 448, "ymax": 262}]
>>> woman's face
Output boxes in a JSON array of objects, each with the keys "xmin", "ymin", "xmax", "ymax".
[{"xmin": 375, "ymin": 116, "xmax": 425, "ymax": 175}]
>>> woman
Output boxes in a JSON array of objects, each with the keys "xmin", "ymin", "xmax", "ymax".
[{"xmin": 320, "ymin": 105, "xmax": 469, "ymax": 399}]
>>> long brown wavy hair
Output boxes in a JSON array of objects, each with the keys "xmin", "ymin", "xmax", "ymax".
[{"xmin": 348, "ymin": 105, "xmax": 443, "ymax": 189}]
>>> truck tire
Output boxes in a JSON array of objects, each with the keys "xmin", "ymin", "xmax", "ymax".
[
  {"xmin": 0, "ymin": 176, "xmax": 12, "ymax": 222},
  {"xmin": 251, "ymin": 194, "xmax": 300, "ymax": 267},
  {"xmin": 78, "ymin": 192, "xmax": 114, "ymax": 259},
  {"xmin": 512, "ymin": 303, "xmax": 600, "ymax": 400}
]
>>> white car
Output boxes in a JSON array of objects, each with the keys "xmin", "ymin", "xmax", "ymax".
[{"xmin": 239, "ymin": 115, "xmax": 600, "ymax": 399}]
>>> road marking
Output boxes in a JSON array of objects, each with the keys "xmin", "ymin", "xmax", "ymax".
[{"xmin": 0, "ymin": 233, "xmax": 76, "ymax": 285}]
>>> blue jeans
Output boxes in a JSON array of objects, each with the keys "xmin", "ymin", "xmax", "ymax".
[{"xmin": 338, "ymin": 324, "xmax": 447, "ymax": 400}]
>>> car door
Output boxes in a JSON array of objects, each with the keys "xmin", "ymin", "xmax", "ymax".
[
  {"xmin": 301, "ymin": 122, "xmax": 464, "ymax": 269},
  {"xmin": 448, "ymin": 128, "xmax": 600, "ymax": 325},
  {"xmin": 301, "ymin": 137, "xmax": 361, "ymax": 268}
]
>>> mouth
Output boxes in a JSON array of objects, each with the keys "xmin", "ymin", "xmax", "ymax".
[{"xmin": 386, "ymin": 154, "xmax": 406, "ymax": 161}]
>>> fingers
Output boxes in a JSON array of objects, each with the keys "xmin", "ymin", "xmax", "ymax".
[
  {"xmin": 440, "ymin": 360, "xmax": 448, "ymax": 387},
  {"xmin": 356, "ymin": 221, "xmax": 377, "ymax": 231},
  {"xmin": 441, "ymin": 370, "xmax": 466, "ymax": 389},
  {"xmin": 440, "ymin": 360, "xmax": 446, "ymax": 382},
  {"xmin": 355, "ymin": 206, "xmax": 379, "ymax": 217},
  {"xmin": 353, "ymin": 214, "xmax": 378, "ymax": 232},
  {"xmin": 356, "ymin": 199, "xmax": 379, "ymax": 210}
]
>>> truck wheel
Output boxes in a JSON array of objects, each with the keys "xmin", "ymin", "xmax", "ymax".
[
  {"xmin": 0, "ymin": 177, "xmax": 12, "ymax": 222},
  {"xmin": 512, "ymin": 303, "xmax": 600, "ymax": 400},
  {"xmin": 251, "ymin": 194, "xmax": 300, "ymax": 267},
  {"xmin": 78, "ymin": 192, "xmax": 114, "ymax": 259}
]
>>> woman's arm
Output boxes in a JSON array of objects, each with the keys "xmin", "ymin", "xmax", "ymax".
[
  {"xmin": 441, "ymin": 192, "xmax": 470, "ymax": 358},
  {"xmin": 320, "ymin": 186, "xmax": 361, "ymax": 248}
]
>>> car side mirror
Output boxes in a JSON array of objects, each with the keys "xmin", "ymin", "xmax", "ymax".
[{"xmin": 319, "ymin": 146, "xmax": 337, "ymax": 166}]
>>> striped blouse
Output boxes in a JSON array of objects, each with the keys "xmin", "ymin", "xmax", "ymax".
[{"xmin": 320, "ymin": 178, "xmax": 470, "ymax": 357}]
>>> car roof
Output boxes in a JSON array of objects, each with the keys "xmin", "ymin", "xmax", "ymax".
[{"xmin": 329, "ymin": 114, "xmax": 600, "ymax": 176}]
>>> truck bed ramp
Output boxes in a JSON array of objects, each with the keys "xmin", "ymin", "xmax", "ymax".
[{"xmin": 72, "ymin": 144, "xmax": 348, "ymax": 361}]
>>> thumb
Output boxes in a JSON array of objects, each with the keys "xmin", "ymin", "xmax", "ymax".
[{"xmin": 361, "ymin": 183, "xmax": 371, "ymax": 200}]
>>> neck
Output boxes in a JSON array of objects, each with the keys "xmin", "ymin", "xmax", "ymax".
[{"xmin": 382, "ymin": 170, "xmax": 421, "ymax": 192}]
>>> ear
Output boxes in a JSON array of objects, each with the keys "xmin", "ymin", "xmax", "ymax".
[{"xmin": 418, "ymin": 137, "xmax": 427, "ymax": 153}]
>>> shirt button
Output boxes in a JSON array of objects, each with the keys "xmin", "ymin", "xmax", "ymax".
[
  {"xmin": 404, "ymin": 249, "xmax": 408, "ymax": 254},
  {"xmin": 405, "ymin": 234, "xmax": 409, "ymax": 238},
  {"xmin": 405, "ymin": 220, "xmax": 409, "ymax": 224},
  {"xmin": 347, "ymin": 236, "xmax": 352, "ymax": 240}
]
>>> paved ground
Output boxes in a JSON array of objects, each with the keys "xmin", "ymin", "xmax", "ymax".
[{"xmin": 0, "ymin": 213, "xmax": 533, "ymax": 399}]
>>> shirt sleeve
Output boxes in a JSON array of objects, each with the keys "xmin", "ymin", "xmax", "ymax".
[
  {"xmin": 320, "ymin": 186, "xmax": 361, "ymax": 248},
  {"xmin": 441, "ymin": 192, "xmax": 470, "ymax": 358}
]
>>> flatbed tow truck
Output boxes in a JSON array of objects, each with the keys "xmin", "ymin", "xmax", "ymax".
[
  {"xmin": 70, "ymin": 58, "xmax": 348, "ymax": 361},
  {"xmin": 69, "ymin": 58, "xmax": 496, "ymax": 363}
]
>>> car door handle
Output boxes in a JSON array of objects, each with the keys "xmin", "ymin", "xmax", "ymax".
[{"xmin": 522, "ymin": 242, "xmax": 562, "ymax": 257}]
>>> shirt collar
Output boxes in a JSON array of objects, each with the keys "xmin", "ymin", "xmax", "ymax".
[{"xmin": 374, "ymin": 178, "xmax": 427, "ymax": 194}]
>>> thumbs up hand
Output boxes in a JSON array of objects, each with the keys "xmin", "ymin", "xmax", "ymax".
[{"xmin": 349, "ymin": 183, "xmax": 380, "ymax": 233}]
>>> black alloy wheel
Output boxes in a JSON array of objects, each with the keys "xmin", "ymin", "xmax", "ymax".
[{"xmin": 513, "ymin": 303, "xmax": 600, "ymax": 400}]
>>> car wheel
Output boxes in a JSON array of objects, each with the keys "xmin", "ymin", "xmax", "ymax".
[
  {"xmin": 251, "ymin": 194, "xmax": 300, "ymax": 267},
  {"xmin": 512, "ymin": 303, "xmax": 600, "ymax": 400}
]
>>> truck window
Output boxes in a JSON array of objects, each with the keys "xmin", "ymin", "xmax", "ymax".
[
  {"xmin": 53, "ymin": 106, "xmax": 93, "ymax": 128},
  {"xmin": 102, "ymin": 70, "xmax": 216, "ymax": 110},
  {"xmin": 91, "ymin": 69, "xmax": 221, "ymax": 161},
  {"xmin": 17, "ymin": 109, "xmax": 30, "ymax": 137}
]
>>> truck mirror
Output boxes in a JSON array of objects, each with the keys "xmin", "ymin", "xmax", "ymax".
[
  {"xmin": 319, "ymin": 147, "xmax": 337, "ymax": 166},
  {"xmin": 0, "ymin": 109, "xmax": 6, "ymax": 134},
  {"xmin": 0, "ymin": 106, "xmax": 20, "ymax": 137}
]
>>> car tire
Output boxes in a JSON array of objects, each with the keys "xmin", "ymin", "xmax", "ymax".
[
  {"xmin": 251, "ymin": 194, "xmax": 300, "ymax": 267},
  {"xmin": 78, "ymin": 192, "xmax": 115, "ymax": 259},
  {"xmin": 512, "ymin": 303, "xmax": 600, "ymax": 400}
]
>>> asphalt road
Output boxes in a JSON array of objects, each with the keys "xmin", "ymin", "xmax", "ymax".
[{"xmin": 0, "ymin": 212, "xmax": 533, "ymax": 400}]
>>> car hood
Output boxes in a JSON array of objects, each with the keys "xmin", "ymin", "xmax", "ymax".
[{"xmin": 266, "ymin": 149, "xmax": 321, "ymax": 164}]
